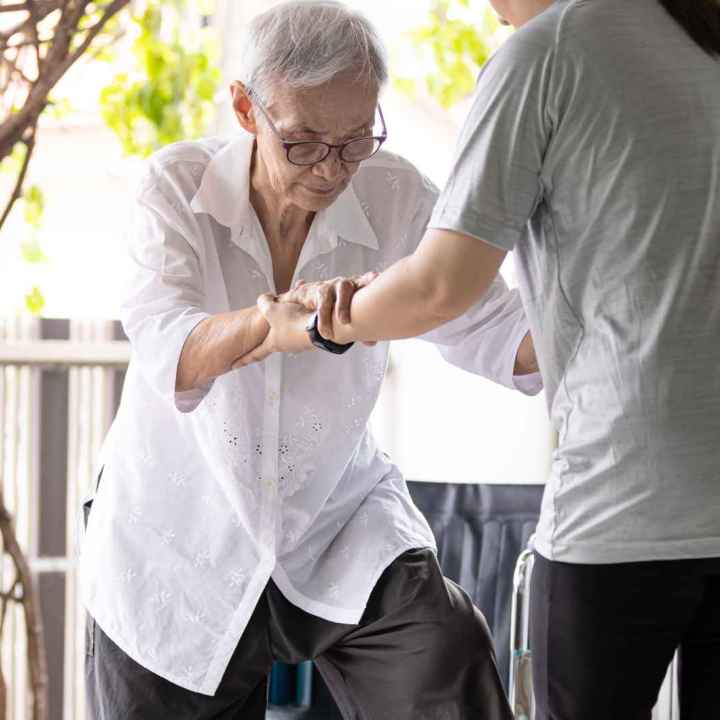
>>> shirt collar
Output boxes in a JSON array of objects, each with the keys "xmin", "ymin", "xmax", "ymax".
[
  {"xmin": 189, "ymin": 134, "xmax": 253, "ymax": 229},
  {"xmin": 190, "ymin": 133, "xmax": 379, "ymax": 252}
]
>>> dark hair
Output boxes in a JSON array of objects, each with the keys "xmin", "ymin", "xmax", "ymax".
[{"xmin": 659, "ymin": 0, "xmax": 720, "ymax": 57}]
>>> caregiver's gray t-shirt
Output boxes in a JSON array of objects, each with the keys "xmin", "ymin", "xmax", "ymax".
[{"xmin": 431, "ymin": 0, "xmax": 720, "ymax": 563}]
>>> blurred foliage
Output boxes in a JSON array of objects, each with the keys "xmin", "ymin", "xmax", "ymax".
[
  {"xmin": 24, "ymin": 286, "xmax": 46, "ymax": 316},
  {"xmin": 21, "ymin": 184, "xmax": 48, "ymax": 263},
  {"xmin": 4, "ymin": 0, "xmax": 220, "ymax": 315},
  {"xmin": 18, "ymin": 182, "xmax": 48, "ymax": 312},
  {"xmin": 396, "ymin": 0, "xmax": 503, "ymax": 108},
  {"xmin": 99, "ymin": 0, "xmax": 221, "ymax": 157},
  {"xmin": 22, "ymin": 185, "xmax": 45, "ymax": 230},
  {"xmin": 2, "ymin": 137, "xmax": 49, "ymax": 311},
  {"xmin": 47, "ymin": 97, "xmax": 76, "ymax": 123},
  {"xmin": 0, "ymin": 143, "xmax": 26, "ymax": 180}
]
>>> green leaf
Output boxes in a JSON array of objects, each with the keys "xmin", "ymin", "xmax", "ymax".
[
  {"xmin": 23, "ymin": 185, "xmax": 45, "ymax": 229},
  {"xmin": 393, "ymin": 76, "xmax": 418, "ymax": 101},
  {"xmin": 99, "ymin": 1, "xmax": 220, "ymax": 157},
  {"xmin": 24, "ymin": 286, "xmax": 46, "ymax": 316},
  {"xmin": 20, "ymin": 236, "xmax": 48, "ymax": 264},
  {"xmin": 47, "ymin": 96, "xmax": 74, "ymax": 121},
  {"xmin": 397, "ymin": 0, "xmax": 501, "ymax": 108}
]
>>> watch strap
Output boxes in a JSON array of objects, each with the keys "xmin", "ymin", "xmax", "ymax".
[{"xmin": 305, "ymin": 312, "xmax": 355, "ymax": 355}]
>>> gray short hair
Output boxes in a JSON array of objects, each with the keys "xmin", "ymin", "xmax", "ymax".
[{"xmin": 238, "ymin": 1, "xmax": 389, "ymax": 102}]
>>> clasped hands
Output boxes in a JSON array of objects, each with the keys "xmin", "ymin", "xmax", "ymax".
[
  {"xmin": 233, "ymin": 271, "xmax": 539, "ymax": 377},
  {"xmin": 234, "ymin": 272, "xmax": 378, "ymax": 367}
]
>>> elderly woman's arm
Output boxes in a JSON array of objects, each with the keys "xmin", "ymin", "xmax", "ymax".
[
  {"xmin": 175, "ymin": 308, "xmax": 269, "ymax": 392},
  {"xmin": 176, "ymin": 295, "xmax": 317, "ymax": 389},
  {"xmin": 266, "ymin": 228, "xmax": 507, "ymax": 346}
]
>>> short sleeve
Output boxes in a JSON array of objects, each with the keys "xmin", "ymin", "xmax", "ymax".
[
  {"xmin": 120, "ymin": 173, "xmax": 212, "ymax": 412},
  {"xmin": 429, "ymin": 19, "xmax": 557, "ymax": 251}
]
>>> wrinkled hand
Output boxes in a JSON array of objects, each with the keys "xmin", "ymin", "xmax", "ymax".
[
  {"xmin": 232, "ymin": 294, "xmax": 314, "ymax": 368},
  {"xmin": 280, "ymin": 272, "xmax": 379, "ymax": 342}
]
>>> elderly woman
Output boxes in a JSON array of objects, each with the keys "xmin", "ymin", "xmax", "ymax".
[
  {"xmin": 80, "ymin": 2, "xmax": 541, "ymax": 718},
  {"xmin": 266, "ymin": 1, "xmax": 720, "ymax": 719}
]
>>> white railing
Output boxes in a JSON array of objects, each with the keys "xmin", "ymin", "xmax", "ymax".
[
  {"xmin": 0, "ymin": 317, "xmax": 129, "ymax": 720},
  {"xmin": 1, "ymin": 316, "xmax": 38, "ymax": 720}
]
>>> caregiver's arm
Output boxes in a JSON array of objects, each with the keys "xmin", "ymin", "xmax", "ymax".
[
  {"xmin": 318, "ymin": 228, "xmax": 506, "ymax": 345},
  {"xmin": 320, "ymin": 17, "xmax": 553, "ymax": 345}
]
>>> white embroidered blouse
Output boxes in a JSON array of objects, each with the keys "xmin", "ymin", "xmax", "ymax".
[{"xmin": 79, "ymin": 132, "xmax": 541, "ymax": 695}]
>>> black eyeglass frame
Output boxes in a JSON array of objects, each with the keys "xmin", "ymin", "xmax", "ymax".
[{"xmin": 247, "ymin": 88, "xmax": 388, "ymax": 167}]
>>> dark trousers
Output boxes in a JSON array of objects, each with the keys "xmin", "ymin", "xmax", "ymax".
[
  {"xmin": 529, "ymin": 552, "xmax": 720, "ymax": 720},
  {"xmin": 86, "ymin": 548, "xmax": 513, "ymax": 720}
]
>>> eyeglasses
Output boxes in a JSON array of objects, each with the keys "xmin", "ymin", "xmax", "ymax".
[{"xmin": 248, "ymin": 89, "xmax": 388, "ymax": 167}]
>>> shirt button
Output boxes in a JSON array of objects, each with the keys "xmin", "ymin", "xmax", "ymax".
[{"xmin": 268, "ymin": 391, "xmax": 279, "ymax": 403}]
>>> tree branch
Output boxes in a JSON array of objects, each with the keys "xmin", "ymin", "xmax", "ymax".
[
  {"xmin": 0, "ymin": 4, "xmax": 31, "ymax": 12},
  {"xmin": 0, "ymin": 1, "xmax": 61, "ymax": 45},
  {"xmin": 26, "ymin": 0, "xmax": 43, "ymax": 72},
  {"xmin": 0, "ymin": 124, "xmax": 35, "ymax": 229},
  {"xmin": 65, "ymin": 0, "xmax": 129, "ymax": 67},
  {"xmin": 0, "ymin": 0, "xmax": 128, "ymax": 152},
  {"xmin": 0, "ymin": 492, "xmax": 48, "ymax": 720},
  {"xmin": 0, "ymin": 0, "xmax": 87, "ymax": 155},
  {"xmin": 0, "ymin": 578, "xmax": 21, "ymax": 635},
  {"xmin": 0, "ymin": 655, "xmax": 6, "ymax": 720},
  {"xmin": 5, "ymin": 37, "xmax": 53, "ymax": 49}
]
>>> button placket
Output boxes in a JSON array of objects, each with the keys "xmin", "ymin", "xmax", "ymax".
[{"xmin": 259, "ymin": 353, "xmax": 281, "ymax": 550}]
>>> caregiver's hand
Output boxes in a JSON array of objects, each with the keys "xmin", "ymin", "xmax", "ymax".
[
  {"xmin": 232, "ymin": 295, "xmax": 314, "ymax": 367},
  {"xmin": 280, "ymin": 272, "xmax": 379, "ymax": 342}
]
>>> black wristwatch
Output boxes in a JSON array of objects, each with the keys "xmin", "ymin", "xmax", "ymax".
[{"xmin": 305, "ymin": 312, "xmax": 355, "ymax": 355}]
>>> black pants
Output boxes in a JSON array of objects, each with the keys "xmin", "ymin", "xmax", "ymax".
[
  {"xmin": 86, "ymin": 548, "xmax": 513, "ymax": 720},
  {"xmin": 529, "ymin": 552, "xmax": 720, "ymax": 720}
]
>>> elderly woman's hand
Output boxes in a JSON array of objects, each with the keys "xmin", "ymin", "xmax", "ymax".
[
  {"xmin": 279, "ymin": 272, "xmax": 379, "ymax": 341},
  {"xmin": 232, "ymin": 295, "xmax": 314, "ymax": 368}
]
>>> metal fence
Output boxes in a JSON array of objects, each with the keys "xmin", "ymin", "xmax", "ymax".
[{"xmin": 0, "ymin": 317, "xmax": 129, "ymax": 720}]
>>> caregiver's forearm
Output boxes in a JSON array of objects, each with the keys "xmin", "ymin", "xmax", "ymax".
[
  {"xmin": 176, "ymin": 307, "xmax": 269, "ymax": 392},
  {"xmin": 327, "ymin": 256, "xmax": 456, "ymax": 344},
  {"xmin": 329, "ymin": 229, "xmax": 507, "ymax": 344}
]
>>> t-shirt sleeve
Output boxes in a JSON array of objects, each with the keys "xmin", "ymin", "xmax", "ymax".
[{"xmin": 429, "ymin": 24, "xmax": 557, "ymax": 251}]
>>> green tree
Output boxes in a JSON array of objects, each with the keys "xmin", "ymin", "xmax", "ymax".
[
  {"xmin": 396, "ymin": 0, "xmax": 503, "ymax": 108},
  {"xmin": 0, "ymin": 0, "xmax": 220, "ymax": 316},
  {"xmin": 99, "ymin": 0, "xmax": 220, "ymax": 158},
  {"xmin": 0, "ymin": 0, "xmax": 131, "ymax": 322}
]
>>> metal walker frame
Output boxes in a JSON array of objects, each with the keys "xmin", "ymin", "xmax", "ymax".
[{"xmin": 507, "ymin": 536, "xmax": 680, "ymax": 720}]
